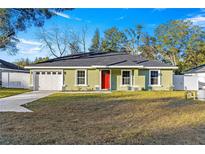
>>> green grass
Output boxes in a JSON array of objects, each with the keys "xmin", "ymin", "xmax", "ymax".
[
  {"xmin": 1, "ymin": 91, "xmax": 205, "ymax": 144},
  {"xmin": 0, "ymin": 88, "xmax": 31, "ymax": 98}
]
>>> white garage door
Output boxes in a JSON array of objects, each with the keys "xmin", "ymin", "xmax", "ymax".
[{"xmin": 35, "ymin": 71, "xmax": 63, "ymax": 90}]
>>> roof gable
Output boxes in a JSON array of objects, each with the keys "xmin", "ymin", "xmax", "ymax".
[
  {"xmin": 0, "ymin": 59, "xmax": 24, "ymax": 70},
  {"xmin": 185, "ymin": 64, "xmax": 205, "ymax": 74}
]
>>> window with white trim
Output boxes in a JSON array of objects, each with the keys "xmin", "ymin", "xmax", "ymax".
[
  {"xmin": 122, "ymin": 70, "xmax": 131, "ymax": 85},
  {"xmin": 76, "ymin": 70, "xmax": 86, "ymax": 85},
  {"xmin": 150, "ymin": 70, "xmax": 160, "ymax": 85}
]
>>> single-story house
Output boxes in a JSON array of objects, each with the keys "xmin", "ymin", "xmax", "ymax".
[
  {"xmin": 25, "ymin": 52, "xmax": 177, "ymax": 91},
  {"xmin": 0, "ymin": 59, "xmax": 30, "ymax": 89}
]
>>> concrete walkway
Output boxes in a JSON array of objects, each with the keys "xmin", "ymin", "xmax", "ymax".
[{"xmin": 0, "ymin": 91, "xmax": 55, "ymax": 112}]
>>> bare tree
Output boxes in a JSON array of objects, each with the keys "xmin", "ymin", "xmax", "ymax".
[
  {"xmin": 38, "ymin": 25, "xmax": 90, "ymax": 57},
  {"xmin": 38, "ymin": 27, "xmax": 70, "ymax": 58},
  {"xmin": 80, "ymin": 25, "xmax": 88, "ymax": 53},
  {"xmin": 69, "ymin": 30, "xmax": 82, "ymax": 54},
  {"xmin": 124, "ymin": 24, "xmax": 143, "ymax": 55}
]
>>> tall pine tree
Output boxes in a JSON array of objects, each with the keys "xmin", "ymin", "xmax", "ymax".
[
  {"xmin": 101, "ymin": 27, "xmax": 127, "ymax": 52},
  {"xmin": 89, "ymin": 29, "xmax": 100, "ymax": 52}
]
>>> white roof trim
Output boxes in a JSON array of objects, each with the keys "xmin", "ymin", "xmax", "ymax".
[
  {"xmin": 25, "ymin": 65, "xmax": 177, "ymax": 69},
  {"xmin": 92, "ymin": 65, "xmax": 144, "ymax": 68},
  {"xmin": 143, "ymin": 66, "xmax": 178, "ymax": 69},
  {"xmin": 25, "ymin": 65, "xmax": 144, "ymax": 69},
  {"xmin": 0, "ymin": 68, "xmax": 28, "ymax": 72},
  {"xmin": 25, "ymin": 66, "xmax": 92, "ymax": 69}
]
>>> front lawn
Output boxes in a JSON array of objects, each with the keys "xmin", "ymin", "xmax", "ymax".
[
  {"xmin": 0, "ymin": 88, "xmax": 30, "ymax": 98},
  {"xmin": 0, "ymin": 91, "xmax": 205, "ymax": 144}
]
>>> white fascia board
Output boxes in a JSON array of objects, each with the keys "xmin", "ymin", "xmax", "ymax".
[
  {"xmin": 25, "ymin": 66, "xmax": 92, "ymax": 69},
  {"xmin": 92, "ymin": 66, "xmax": 177, "ymax": 69},
  {"xmin": 25, "ymin": 65, "xmax": 144, "ymax": 69},
  {"xmin": 184, "ymin": 73, "xmax": 197, "ymax": 76},
  {"xmin": 30, "ymin": 69, "xmax": 64, "ymax": 72},
  {"xmin": 92, "ymin": 65, "xmax": 144, "ymax": 68},
  {"xmin": 25, "ymin": 65, "xmax": 178, "ymax": 69},
  {"xmin": 0, "ymin": 68, "xmax": 28, "ymax": 72},
  {"xmin": 143, "ymin": 66, "xmax": 178, "ymax": 69}
]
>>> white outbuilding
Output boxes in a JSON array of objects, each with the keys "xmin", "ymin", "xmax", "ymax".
[
  {"xmin": 173, "ymin": 64, "xmax": 205, "ymax": 91},
  {"xmin": 0, "ymin": 59, "xmax": 30, "ymax": 89}
]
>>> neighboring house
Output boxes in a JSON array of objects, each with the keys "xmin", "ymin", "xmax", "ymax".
[
  {"xmin": 0, "ymin": 59, "xmax": 30, "ymax": 89},
  {"xmin": 182, "ymin": 64, "xmax": 205, "ymax": 90},
  {"xmin": 25, "ymin": 52, "xmax": 177, "ymax": 91}
]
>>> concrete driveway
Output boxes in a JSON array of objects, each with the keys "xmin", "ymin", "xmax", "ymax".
[{"xmin": 0, "ymin": 91, "xmax": 55, "ymax": 112}]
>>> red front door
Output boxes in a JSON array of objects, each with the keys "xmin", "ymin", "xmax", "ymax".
[{"xmin": 101, "ymin": 70, "xmax": 110, "ymax": 90}]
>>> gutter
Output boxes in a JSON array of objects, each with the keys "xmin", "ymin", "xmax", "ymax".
[
  {"xmin": 143, "ymin": 66, "xmax": 178, "ymax": 69},
  {"xmin": 25, "ymin": 66, "xmax": 93, "ymax": 69},
  {"xmin": 0, "ymin": 68, "xmax": 29, "ymax": 73},
  {"xmin": 25, "ymin": 65, "xmax": 144, "ymax": 69},
  {"xmin": 91, "ymin": 65, "xmax": 144, "ymax": 68},
  {"xmin": 25, "ymin": 65, "xmax": 178, "ymax": 69}
]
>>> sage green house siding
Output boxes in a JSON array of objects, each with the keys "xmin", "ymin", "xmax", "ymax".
[
  {"xmin": 110, "ymin": 69, "xmax": 118, "ymax": 90},
  {"xmin": 30, "ymin": 68, "xmax": 173, "ymax": 91},
  {"xmin": 150, "ymin": 69, "xmax": 173, "ymax": 90},
  {"xmin": 135, "ymin": 69, "xmax": 173, "ymax": 90},
  {"xmin": 135, "ymin": 69, "xmax": 148, "ymax": 90},
  {"xmin": 62, "ymin": 68, "xmax": 173, "ymax": 91},
  {"xmin": 111, "ymin": 69, "xmax": 135, "ymax": 91},
  {"xmin": 64, "ymin": 69, "xmax": 100, "ymax": 91}
]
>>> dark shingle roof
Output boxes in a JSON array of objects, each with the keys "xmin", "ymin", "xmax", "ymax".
[
  {"xmin": 0, "ymin": 59, "xmax": 24, "ymax": 70},
  {"xmin": 185, "ymin": 64, "xmax": 205, "ymax": 74},
  {"xmin": 29, "ymin": 52, "xmax": 175, "ymax": 68},
  {"xmin": 137, "ymin": 60, "xmax": 174, "ymax": 67}
]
